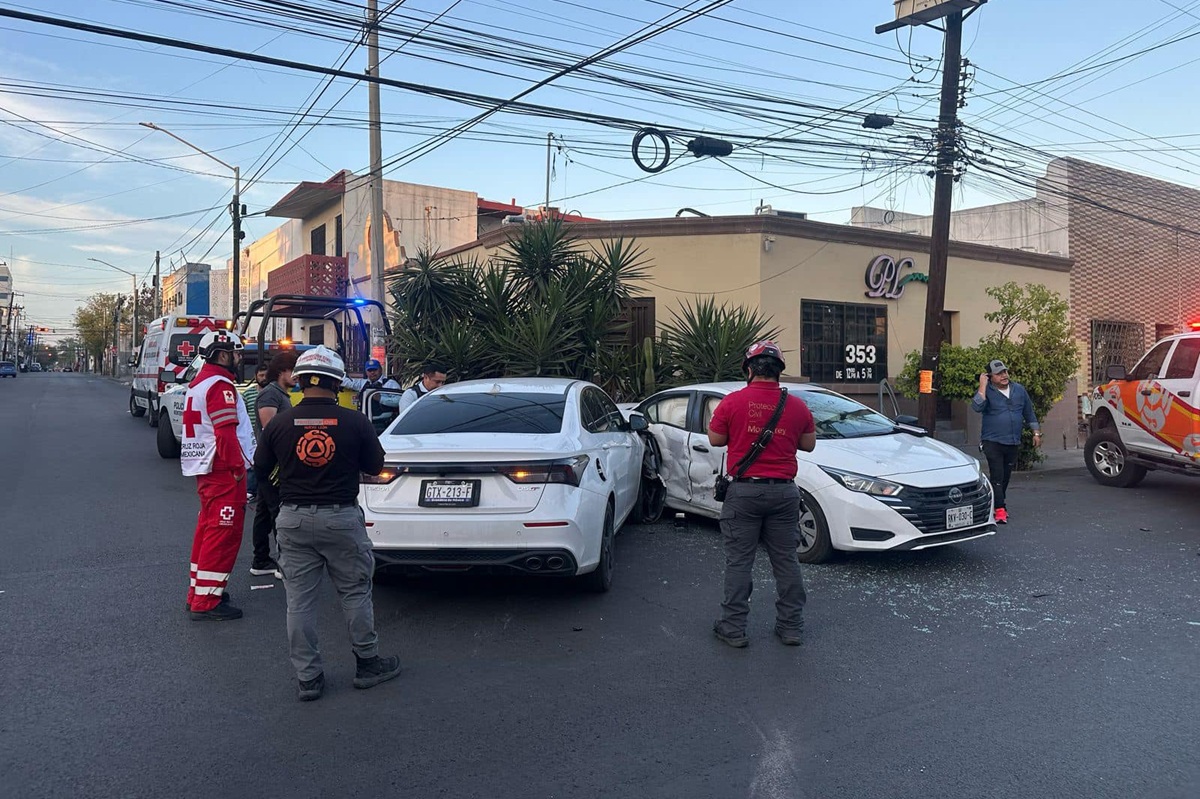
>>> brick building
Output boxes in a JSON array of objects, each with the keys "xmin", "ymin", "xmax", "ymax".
[{"xmin": 853, "ymin": 157, "xmax": 1200, "ymax": 390}]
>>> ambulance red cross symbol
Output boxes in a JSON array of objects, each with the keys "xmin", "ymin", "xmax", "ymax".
[{"xmin": 177, "ymin": 340, "xmax": 195, "ymax": 359}]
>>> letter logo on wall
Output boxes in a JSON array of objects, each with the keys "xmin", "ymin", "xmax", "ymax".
[{"xmin": 864, "ymin": 255, "xmax": 929, "ymax": 300}]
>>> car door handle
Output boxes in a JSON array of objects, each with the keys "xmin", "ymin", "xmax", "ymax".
[
  {"xmin": 601, "ymin": 442, "xmax": 631, "ymax": 450},
  {"xmin": 692, "ymin": 444, "xmax": 709, "ymax": 453},
  {"xmin": 1179, "ymin": 391, "xmax": 1191, "ymax": 397},
  {"xmin": 1140, "ymin": 389, "xmax": 1152, "ymax": 396}
]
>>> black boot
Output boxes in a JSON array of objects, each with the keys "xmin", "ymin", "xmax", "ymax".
[
  {"xmin": 185, "ymin": 592, "xmax": 232, "ymax": 613},
  {"xmin": 190, "ymin": 601, "xmax": 243, "ymax": 621},
  {"xmin": 297, "ymin": 673, "xmax": 325, "ymax": 702},
  {"xmin": 353, "ymin": 654, "xmax": 401, "ymax": 689}
]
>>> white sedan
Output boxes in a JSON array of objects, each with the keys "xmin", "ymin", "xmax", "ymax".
[
  {"xmin": 632, "ymin": 382, "xmax": 995, "ymax": 562},
  {"xmin": 359, "ymin": 378, "xmax": 652, "ymax": 591}
]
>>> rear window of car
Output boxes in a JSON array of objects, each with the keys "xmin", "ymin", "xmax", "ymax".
[
  {"xmin": 390, "ymin": 391, "xmax": 567, "ymax": 435},
  {"xmin": 168, "ymin": 334, "xmax": 203, "ymax": 368}
]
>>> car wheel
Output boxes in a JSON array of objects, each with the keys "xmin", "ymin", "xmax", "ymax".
[
  {"xmin": 129, "ymin": 393, "xmax": 146, "ymax": 418},
  {"xmin": 580, "ymin": 501, "xmax": 615, "ymax": 593},
  {"xmin": 1084, "ymin": 427, "xmax": 1147, "ymax": 488},
  {"xmin": 156, "ymin": 411, "xmax": 180, "ymax": 459},
  {"xmin": 631, "ymin": 435, "xmax": 666, "ymax": 525},
  {"xmin": 147, "ymin": 397, "xmax": 159, "ymax": 427},
  {"xmin": 796, "ymin": 488, "xmax": 834, "ymax": 564}
]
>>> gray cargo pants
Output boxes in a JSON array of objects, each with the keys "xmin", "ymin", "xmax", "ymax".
[
  {"xmin": 715, "ymin": 481, "xmax": 807, "ymax": 637},
  {"xmin": 276, "ymin": 503, "xmax": 380, "ymax": 681}
]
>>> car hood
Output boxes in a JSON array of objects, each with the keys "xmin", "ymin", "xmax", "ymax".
[{"xmin": 814, "ymin": 433, "xmax": 980, "ymax": 485}]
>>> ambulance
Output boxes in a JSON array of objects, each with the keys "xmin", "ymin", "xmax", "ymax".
[{"xmin": 129, "ymin": 314, "xmax": 230, "ymax": 427}]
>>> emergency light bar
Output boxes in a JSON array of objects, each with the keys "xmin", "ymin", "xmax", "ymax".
[
  {"xmin": 174, "ymin": 317, "xmax": 229, "ymax": 328},
  {"xmin": 1190, "ymin": 320, "xmax": 1200, "ymax": 330}
]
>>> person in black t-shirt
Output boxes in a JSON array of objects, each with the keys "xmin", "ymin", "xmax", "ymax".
[
  {"xmin": 253, "ymin": 346, "xmax": 396, "ymax": 702},
  {"xmin": 248, "ymin": 349, "xmax": 299, "ymax": 579}
]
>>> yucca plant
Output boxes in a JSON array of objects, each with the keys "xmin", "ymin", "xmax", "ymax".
[{"xmin": 659, "ymin": 297, "xmax": 782, "ymax": 385}]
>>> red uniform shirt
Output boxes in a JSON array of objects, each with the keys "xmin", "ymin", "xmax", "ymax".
[{"xmin": 709, "ymin": 381, "xmax": 815, "ymax": 480}]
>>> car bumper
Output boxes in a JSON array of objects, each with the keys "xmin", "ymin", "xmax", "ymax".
[
  {"xmin": 361, "ymin": 490, "xmax": 600, "ymax": 575},
  {"xmin": 817, "ymin": 477, "xmax": 996, "ymax": 553}
]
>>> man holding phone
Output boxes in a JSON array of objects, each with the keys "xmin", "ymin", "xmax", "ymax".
[{"xmin": 972, "ymin": 360, "xmax": 1040, "ymax": 525}]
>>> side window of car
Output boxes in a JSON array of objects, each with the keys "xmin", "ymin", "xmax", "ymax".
[
  {"xmin": 1128, "ymin": 340, "xmax": 1174, "ymax": 381},
  {"xmin": 593, "ymin": 390, "xmax": 626, "ymax": 433},
  {"xmin": 700, "ymin": 395, "xmax": 723, "ymax": 433},
  {"xmin": 580, "ymin": 389, "xmax": 610, "ymax": 434},
  {"xmin": 1164, "ymin": 338, "xmax": 1200, "ymax": 380},
  {"xmin": 645, "ymin": 395, "xmax": 689, "ymax": 428}
]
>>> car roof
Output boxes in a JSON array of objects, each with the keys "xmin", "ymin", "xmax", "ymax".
[
  {"xmin": 435, "ymin": 377, "xmax": 584, "ymax": 396},
  {"xmin": 657, "ymin": 381, "xmax": 827, "ymax": 395}
]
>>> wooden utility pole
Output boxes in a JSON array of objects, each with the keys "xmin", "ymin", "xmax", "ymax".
[
  {"xmin": 366, "ymin": 0, "xmax": 387, "ymax": 320},
  {"xmin": 877, "ymin": 0, "xmax": 982, "ymax": 433}
]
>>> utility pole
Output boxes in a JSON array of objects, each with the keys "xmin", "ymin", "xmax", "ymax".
[
  {"xmin": 232, "ymin": 169, "xmax": 242, "ymax": 320},
  {"xmin": 877, "ymin": 1, "xmax": 981, "ymax": 434},
  {"xmin": 154, "ymin": 250, "xmax": 161, "ymax": 318},
  {"xmin": 545, "ymin": 132, "xmax": 553, "ymax": 212},
  {"xmin": 367, "ymin": 0, "xmax": 387, "ymax": 326},
  {"xmin": 2, "ymin": 287, "xmax": 13, "ymax": 361}
]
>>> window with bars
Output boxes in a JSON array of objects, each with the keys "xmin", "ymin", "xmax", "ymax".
[
  {"xmin": 1090, "ymin": 320, "xmax": 1144, "ymax": 383},
  {"xmin": 800, "ymin": 300, "xmax": 888, "ymax": 383}
]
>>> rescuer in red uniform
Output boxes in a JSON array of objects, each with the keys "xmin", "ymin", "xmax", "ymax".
[{"xmin": 181, "ymin": 329, "xmax": 257, "ymax": 620}]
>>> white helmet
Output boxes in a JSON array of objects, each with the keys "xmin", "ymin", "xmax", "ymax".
[
  {"xmin": 293, "ymin": 345, "xmax": 346, "ymax": 387},
  {"xmin": 197, "ymin": 329, "xmax": 244, "ymax": 359}
]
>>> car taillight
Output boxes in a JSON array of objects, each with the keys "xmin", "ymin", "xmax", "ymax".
[
  {"xmin": 362, "ymin": 465, "xmax": 401, "ymax": 484},
  {"xmin": 499, "ymin": 456, "xmax": 589, "ymax": 487}
]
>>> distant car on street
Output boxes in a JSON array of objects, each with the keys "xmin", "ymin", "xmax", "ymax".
[
  {"xmin": 0, "ymin": 361, "xmax": 16, "ymax": 378},
  {"xmin": 630, "ymin": 382, "xmax": 996, "ymax": 563},
  {"xmin": 360, "ymin": 377, "xmax": 656, "ymax": 592},
  {"xmin": 30, "ymin": 363, "xmax": 42, "ymax": 372}
]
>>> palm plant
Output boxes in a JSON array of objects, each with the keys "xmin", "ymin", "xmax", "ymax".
[{"xmin": 659, "ymin": 297, "xmax": 782, "ymax": 384}]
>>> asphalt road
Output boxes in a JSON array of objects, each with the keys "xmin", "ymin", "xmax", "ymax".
[{"xmin": 2, "ymin": 373, "xmax": 1198, "ymax": 799}]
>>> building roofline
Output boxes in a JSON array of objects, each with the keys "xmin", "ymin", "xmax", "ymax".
[{"xmin": 436, "ymin": 214, "xmax": 1074, "ymax": 271}]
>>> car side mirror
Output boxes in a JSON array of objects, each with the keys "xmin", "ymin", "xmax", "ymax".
[
  {"xmin": 159, "ymin": 369, "xmax": 177, "ymax": 385},
  {"xmin": 629, "ymin": 413, "xmax": 649, "ymax": 432},
  {"xmin": 1105, "ymin": 364, "xmax": 1127, "ymax": 381}
]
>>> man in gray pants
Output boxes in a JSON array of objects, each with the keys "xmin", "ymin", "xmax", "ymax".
[
  {"xmin": 253, "ymin": 346, "xmax": 399, "ymax": 701},
  {"xmin": 707, "ymin": 341, "xmax": 817, "ymax": 648}
]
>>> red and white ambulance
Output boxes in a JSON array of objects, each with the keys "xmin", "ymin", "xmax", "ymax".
[{"xmin": 129, "ymin": 314, "xmax": 230, "ymax": 427}]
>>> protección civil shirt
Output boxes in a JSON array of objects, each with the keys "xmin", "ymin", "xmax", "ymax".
[
  {"xmin": 709, "ymin": 381, "xmax": 815, "ymax": 480},
  {"xmin": 254, "ymin": 396, "xmax": 385, "ymax": 505}
]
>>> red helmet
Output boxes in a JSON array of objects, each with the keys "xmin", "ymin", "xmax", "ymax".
[{"xmin": 743, "ymin": 339, "xmax": 785, "ymax": 371}]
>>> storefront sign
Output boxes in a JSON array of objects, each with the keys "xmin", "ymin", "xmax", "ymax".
[{"xmin": 864, "ymin": 254, "xmax": 928, "ymax": 300}]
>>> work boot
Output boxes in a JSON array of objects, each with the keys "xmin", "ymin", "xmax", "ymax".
[
  {"xmin": 773, "ymin": 626, "xmax": 803, "ymax": 646},
  {"xmin": 297, "ymin": 673, "xmax": 325, "ymax": 702},
  {"xmin": 190, "ymin": 601, "xmax": 244, "ymax": 621},
  {"xmin": 712, "ymin": 621, "xmax": 749, "ymax": 649},
  {"xmin": 184, "ymin": 592, "xmax": 232, "ymax": 613},
  {"xmin": 353, "ymin": 655, "xmax": 402, "ymax": 689}
]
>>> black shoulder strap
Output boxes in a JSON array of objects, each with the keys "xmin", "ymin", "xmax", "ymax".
[{"xmin": 731, "ymin": 388, "xmax": 789, "ymax": 478}]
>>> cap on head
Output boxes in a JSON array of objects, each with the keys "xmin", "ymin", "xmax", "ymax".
[
  {"xmin": 293, "ymin": 345, "xmax": 347, "ymax": 388},
  {"xmin": 988, "ymin": 359, "xmax": 1009, "ymax": 375},
  {"xmin": 198, "ymin": 329, "xmax": 244, "ymax": 359},
  {"xmin": 364, "ymin": 359, "xmax": 382, "ymax": 371},
  {"xmin": 743, "ymin": 339, "xmax": 786, "ymax": 371}
]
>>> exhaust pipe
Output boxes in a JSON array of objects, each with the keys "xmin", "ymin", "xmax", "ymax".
[
  {"xmin": 525, "ymin": 556, "xmax": 543, "ymax": 571},
  {"xmin": 546, "ymin": 556, "xmax": 565, "ymax": 570}
]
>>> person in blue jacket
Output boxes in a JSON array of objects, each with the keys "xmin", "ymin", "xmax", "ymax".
[{"xmin": 972, "ymin": 360, "xmax": 1041, "ymax": 525}]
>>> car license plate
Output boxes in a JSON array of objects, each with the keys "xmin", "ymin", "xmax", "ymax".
[
  {"xmin": 419, "ymin": 479, "xmax": 480, "ymax": 508},
  {"xmin": 946, "ymin": 505, "xmax": 973, "ymax": 529}
]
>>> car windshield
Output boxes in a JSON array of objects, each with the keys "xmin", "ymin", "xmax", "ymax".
[
  {"xmin": 390, "ymin": 391, "xmax": 567, "ymax": 435},
  {"xmin": 802, "ymin": 390, "xmax": 897, "ymax": 439}
]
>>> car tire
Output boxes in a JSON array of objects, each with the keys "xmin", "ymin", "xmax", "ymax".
[
  {"xmin": 631, "ymin": 435, "xmax": 666, "ymax": 525},
  {"xmin": 156, "ymin": 411, "xmax": 180, "ymax": 459},
  {"xmin": 580, "ymin": 501, "xmax": 615, "ymax": 593},
  {"xmin": 1084, "ymin": 427, "xmax": 1147, "ymax": 488},
  {"xmin": 129, "ymin": 393, "xmax": 146, "ymax": 418},
  {"xmin": 147, "ymin": 397, "xmax": 159, "ymax": 427},
  {"xmin": 796, "ymin": 488, "xmax": 834, "ymax": 564}
]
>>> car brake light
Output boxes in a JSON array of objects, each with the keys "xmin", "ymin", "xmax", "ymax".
[
  {"xmin": 499, "ymin": 455, "xmax": 589, "ymax": 487},
  {"xmin": 362, "ymin": 465, "xmax": 400, "ymax": 484}
]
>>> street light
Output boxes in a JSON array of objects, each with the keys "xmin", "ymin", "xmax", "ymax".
[{"xmin": 139, "ymin": 122, "xmax": 243, "ymax": 319}]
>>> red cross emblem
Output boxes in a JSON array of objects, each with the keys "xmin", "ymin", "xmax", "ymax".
[
  {"xmin": 182, "ymin": 396, "xmax": 203, "ymax": 438},
  {"xmin": 177, "ymin": 340, "xmax": 195, "ymax": 359}
]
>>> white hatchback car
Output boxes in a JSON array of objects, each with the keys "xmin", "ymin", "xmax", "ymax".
[
  {"xmin": 633, "ymin": 382, "xmax": 995, "ymax": 562},
  {"xmin": 360, "ymin": 377, "xmax": 650, "ymax": 591}
]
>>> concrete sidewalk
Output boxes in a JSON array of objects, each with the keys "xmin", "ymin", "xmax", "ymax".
[{"xmin": 956, "ymin": 443, "xmax": 1085, "ymax": 477}]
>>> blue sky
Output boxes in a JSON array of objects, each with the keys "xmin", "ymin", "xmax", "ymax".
[{"xmin": 4, "ymin": 0, "xmax": 1200, "ymax": 332}]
